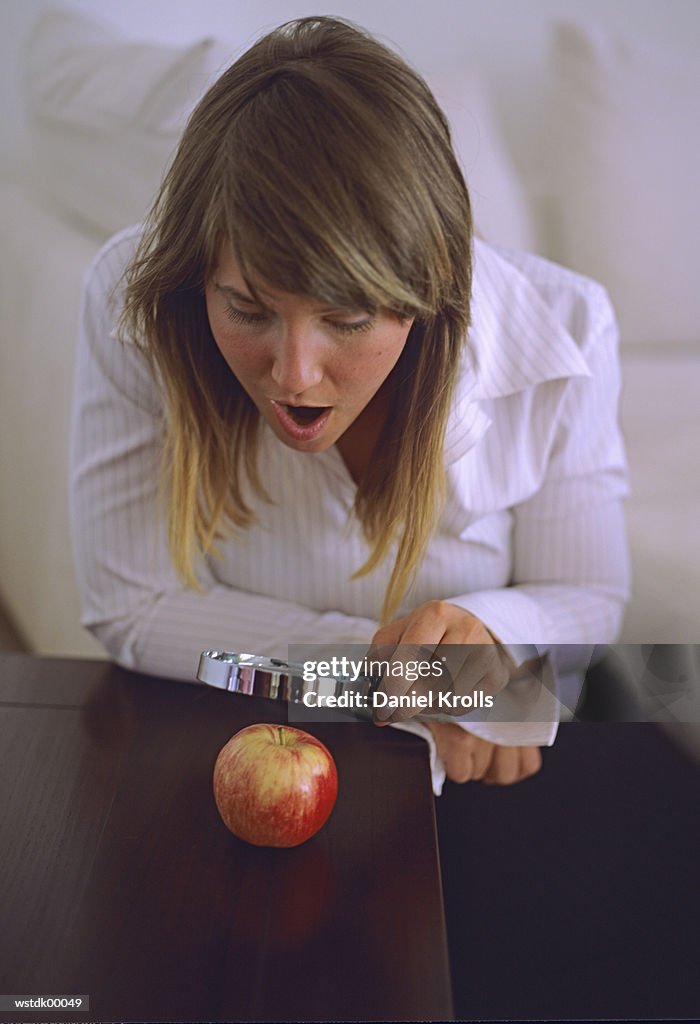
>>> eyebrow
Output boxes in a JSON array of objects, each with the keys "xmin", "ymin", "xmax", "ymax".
[
  {"xmin": 214, "ymin": 281, "xmax": 369, "ymax": 316},
  {"xmin": 212, "ymin": 282, "xmax": 376, "ymax": 317},
  {"xmin": 214, "ymin": 283, "xmax": 261, "ymax": 306}
]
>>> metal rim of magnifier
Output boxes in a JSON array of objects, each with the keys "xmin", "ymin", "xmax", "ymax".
[
  {"xmin": 197, "ymin": 650, "xmax": 381, "ymax": 707},
  {"xmin": 197, "ymin": 651, "xmax": 308, "ymax": 700}
]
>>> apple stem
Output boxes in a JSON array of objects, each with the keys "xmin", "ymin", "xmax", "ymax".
[{"xmin": 277, "ymin": 726, "xmax": 286, "ymax": 747}]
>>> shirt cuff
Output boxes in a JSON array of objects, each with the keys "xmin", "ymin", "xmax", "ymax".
[
  {"xmin": 449, "ymin": 587, "xmax": 556, "ymax": 651},
  {"xmin": 389, "ymin": 719, "xmax": 447, "ymax": 796},
  {"xmin": 446, "ymin": 589, "xmax": 561, "ymax": 747}
]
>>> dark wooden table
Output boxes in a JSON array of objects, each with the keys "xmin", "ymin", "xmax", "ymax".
[
  {"xmin": 0, "ymin": 654, "xmax": 453, "ymax": 1023},
  {"xmin": 3, "ymin": 654, "xmax": 700, "ymax": 1023}
]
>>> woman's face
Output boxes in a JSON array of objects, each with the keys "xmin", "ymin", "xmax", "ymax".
[{"xmin": 205, "ymin": 242, "xmax": 414, "ymax": 453}]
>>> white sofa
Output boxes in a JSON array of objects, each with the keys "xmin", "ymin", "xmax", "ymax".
[{"xmin": 1, "ymin": 8, "xmax": 698, "ymax": 660}]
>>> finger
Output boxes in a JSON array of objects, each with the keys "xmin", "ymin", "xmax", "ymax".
[
  {"xmin": 470, "ymin": 734, "xmax": 495, "ymax": 780},
  {"xmin": 427, "ymin": 721, "xmax": 478, "ymax": 784},
  {"xmin": 476, "ymin": 656, "xmax": 513, "ymax": 700},
  {"xmin": 437, "ymin": 639, "xmax": 508, "ymax": 710},
  {"xmin": 371, "ymin": 642, "xmax": 440, "ymax": 722},
  {"xmin": 518, "ymin": 746, "xmax": 543, "ymax": 781},
  {"xmin": 483, "ymin": 744, "xmax": 520, "ymax": 786},
  {"xmin": 372, "ymin": 676, "xmax": 435, "ymax": 723},
  {"xmin": 393, "ymin": 611, "xmax": 447, "ymax": 648},
  {"xmin": 446, "ymin": 752, "xmax": 475, "ymax": 784},
  {"xmin": 370, "ymin": 616, "xmax": 409, "ymax": 647}
]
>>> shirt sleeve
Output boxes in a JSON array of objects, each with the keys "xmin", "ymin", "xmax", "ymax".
[
  {"xmin": 69, "ymin": 238, "xmax": 378, "ymax": 684},
  {"xmin": 449, "ymin": 288, "xmax": 631, "ymax": 743}
]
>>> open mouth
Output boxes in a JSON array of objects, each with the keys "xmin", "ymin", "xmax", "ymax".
[
  {"xmin": 270, "ymin": 399, "xmax": 333, "ymax": 440},
  {"xmin": 284, "ymin": 405, "xmax": 329, "ymax": 425}
]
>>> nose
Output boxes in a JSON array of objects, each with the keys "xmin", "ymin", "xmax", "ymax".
[{"xmin": 270, "ymin": 325, "xmax": 324, "ymax": 395}]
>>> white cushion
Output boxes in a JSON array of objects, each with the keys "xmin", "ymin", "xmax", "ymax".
[
  {"xmin": 23, "ymin": 8, "xmax": 234, "ymax": 237},
  {"xmin": 429, "ymin": 69, "xmax": 536, "ymax": 253},
  {"xmin": 23, "ymin": 8, "xmax": 535, "ymax": 254},
  {"xmin": 550, "ymin": 20, "xmax": 700, "ymax": 347},
  {"xmin": 618, "ymin": 351, "xmax": 700, "ymax": 642},
  {"xmin": 0, "ymin": 182, "xmax": 105, "ymax": 656}
]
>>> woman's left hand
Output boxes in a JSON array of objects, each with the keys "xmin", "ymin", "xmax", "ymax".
[
  {"xmin": 369, "ymin": 600, "xmax": 516, "ymax": 724},
  {"xmin": 425, "ymin": 720, "xmax": 543, "ymax": 785}
]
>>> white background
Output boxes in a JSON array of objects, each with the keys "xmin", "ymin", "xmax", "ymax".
[{"xmin": 3, "ymin": 0, "xmax": 700, "ymax": 179}]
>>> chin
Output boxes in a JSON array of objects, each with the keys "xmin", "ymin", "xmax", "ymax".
[{"xmin": 281, "ymin": 433, "xmax": 335, "ymax": 453}]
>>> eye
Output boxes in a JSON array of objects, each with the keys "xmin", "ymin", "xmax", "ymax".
[
  {"xmin": 225, "ymin": 306, "xmax": 269, "ymax": 327},
  {"xmin": 327, "ymin": 317, "xmax": 375, "ymax": 335}
]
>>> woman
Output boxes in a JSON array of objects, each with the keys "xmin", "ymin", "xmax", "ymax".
[{"xmin": 70, "ymin": 16, "xmax": 630, "ymax": 788}]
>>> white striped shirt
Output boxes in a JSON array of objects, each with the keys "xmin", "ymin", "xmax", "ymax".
[{"xmin": 70, "ymin": 228, "xmax": 631, "ymax": 757}]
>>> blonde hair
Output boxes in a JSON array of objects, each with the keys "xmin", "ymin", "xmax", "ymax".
[{"xmin": 121, "ymin": 16, "xmax": 473, "ymax": 624}]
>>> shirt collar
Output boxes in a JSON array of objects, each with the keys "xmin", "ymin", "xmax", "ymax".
[
  {"xmin": 469, "ymin": 239, "xmax": 592, "ymax": 399},
  {"xmin": 444, "ymin": 240, "xmax": 593, "ymax": 463}
]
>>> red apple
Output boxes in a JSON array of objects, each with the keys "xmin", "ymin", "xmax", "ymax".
[{"xmin": 213, "ymin": 723, "xmax": 338, "ymax": 847}]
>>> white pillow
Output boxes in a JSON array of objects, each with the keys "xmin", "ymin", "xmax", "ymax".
[
  {"xmin": 23, "ymin": 8, "xmax": 234, "ymax": 237},
  {"xmin": 23, "ymin": 8, "xmax": 535, "ymax": 254},
  {"xmin": 550, "ymin": 20, "xmax": 700, "ymax": 347},
  {"xmin": 429, "ymin": 69, "xmax": 536, "ymax": 254}
]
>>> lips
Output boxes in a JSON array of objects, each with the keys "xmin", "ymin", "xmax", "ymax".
[{"xmin": 270, "ymin": 400, "xmax": 332, "ymax": 442}]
